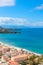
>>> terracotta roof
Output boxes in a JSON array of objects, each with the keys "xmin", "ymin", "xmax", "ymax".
[{"xmin": 8, "ymin": 60, "xmax": 19, "ymax": 65}]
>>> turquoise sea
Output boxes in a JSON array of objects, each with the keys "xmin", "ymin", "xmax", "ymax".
[{"xmin": 0, "ymin": 28, "xmax": 43, "ymax": 54}]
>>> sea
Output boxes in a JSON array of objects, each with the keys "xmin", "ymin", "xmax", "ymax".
[{"xmin": 0, "ymin": 28, "xmax": 43, "ymax": 54}]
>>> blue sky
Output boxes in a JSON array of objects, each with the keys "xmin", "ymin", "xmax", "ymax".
[{"xmin": 0, "ymin": 0, "xmax": 43, "ymax": 27}]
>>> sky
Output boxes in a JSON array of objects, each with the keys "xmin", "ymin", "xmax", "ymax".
[{"xmin": 0, "ymin": 0, "xmax": 43, "ymax": 27}]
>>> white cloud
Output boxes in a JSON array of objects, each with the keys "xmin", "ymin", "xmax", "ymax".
[
  {"xmin": 29, "ymin": 4, "xmax": 43, "ymax": 12},
  {"xmin": 0, "ymin": 17, "xmax": 43, "ymax": 27},
  {"xmin": 0, "ymin": 0, "xmax": 15, "ymax": 6},
  {"xmin": 27, "ymin": 22, "xmax": 43, "ymax": 27},
  {"xmin": 0, "ymin": 17, "xmax": 27, "ymax": 26},
  {"xmin": 35, "ymin": 4, "xmax": 43, "ymax": 10}
]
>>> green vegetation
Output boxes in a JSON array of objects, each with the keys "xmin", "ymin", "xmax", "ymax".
[
  {"xmin": 21, "ymin": 62, "xmax": 27, "ymax": 65},
  {"xmin": 28, "ymin": 54, "xmax": 37, "ymax": 61},
  {"xmin": 26, "ymin": 55, "xmax": 43, "ymax": 65},
  {"xmin": 0, "ymin": 53, "xmax": 4, "ymax": 57}
]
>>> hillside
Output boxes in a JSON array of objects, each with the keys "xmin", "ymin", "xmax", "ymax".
[{"xmin": 0, "ymin": 26, "xmax": 21, "ymax": 34}]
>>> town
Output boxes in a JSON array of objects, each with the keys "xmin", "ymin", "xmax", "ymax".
[{"xmin": 0, "ymin": 42, "xmax": 43, "ymax": 65}]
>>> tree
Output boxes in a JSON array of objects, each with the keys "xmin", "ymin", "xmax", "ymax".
[{"xmin": 21, "ymin": 62, "xmax": 27, "ymax": 65}]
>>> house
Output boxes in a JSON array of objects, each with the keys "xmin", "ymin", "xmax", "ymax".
[
  {"xmin": 11, "ymin": 54, "xmax": 28, "ymax": 62},
  {"xmin": 8, "ymin": 60, "xmax": 19, "ymax": 65}
]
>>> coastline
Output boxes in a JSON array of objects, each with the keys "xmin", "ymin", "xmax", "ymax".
[{"xmin": 0, "ymin": 41, "xmax": 41, "ymax": 56}]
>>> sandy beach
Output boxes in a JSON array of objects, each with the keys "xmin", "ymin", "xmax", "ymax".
[{"xmin": 0, "ymin": 41, "xmax": 41, "ymax": 56}]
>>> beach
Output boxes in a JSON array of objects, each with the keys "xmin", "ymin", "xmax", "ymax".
[{"xmin": 0, "ymin": 41, "xmax": 41, "ymax": 56}]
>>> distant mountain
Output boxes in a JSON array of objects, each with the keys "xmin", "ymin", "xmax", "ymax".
[
  {"xmin": 0, "ymin": 26, "xmax": 4, "ymax": 29},
  {"xmin": 0, "ymin": 25, "xmax": 20, "ymax": 28},
  {"xmin": 0, "ymin": 25, "xmax": 28, "ymax": 29}
]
